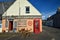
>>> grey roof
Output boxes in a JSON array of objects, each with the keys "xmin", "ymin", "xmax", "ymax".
[{"xmin": 0, "ymin": 1, "xmax": 15, "ymax": 20}]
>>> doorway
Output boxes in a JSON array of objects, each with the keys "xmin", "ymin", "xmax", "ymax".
[{"xmin": 9, "ymin": 21, "xmax": 13, "ymax": 31}]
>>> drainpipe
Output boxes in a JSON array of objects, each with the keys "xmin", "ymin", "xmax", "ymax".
[{"xmin": 19, "ymin": 0, "xmax": 20, "ymax": 17}]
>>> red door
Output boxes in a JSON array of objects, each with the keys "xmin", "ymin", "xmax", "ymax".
[
  {"xmin": 9, "ymin": 21, "xmax": 13, "ymax": 31},
  {"xmin": 33, "ymin": 18, "xmax": 40, "ymax": 34}
]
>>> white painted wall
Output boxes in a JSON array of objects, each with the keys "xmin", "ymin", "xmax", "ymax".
[
  {"xmin": 19, "ymin": 0, "xmax": 41, "ymax": 15},
  {"xmin": 2, "ymin": 0, "xmax": 42, "ymax": 16}
]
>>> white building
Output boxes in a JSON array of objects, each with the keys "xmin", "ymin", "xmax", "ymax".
[{"xmin": 2, "ymin": 0, "xmax": 42, "ymax": 34}]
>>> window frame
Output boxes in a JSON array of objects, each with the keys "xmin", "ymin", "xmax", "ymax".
[{"xmin": 25, "ymin": 6, "xmax": 30, "ymax": 13}]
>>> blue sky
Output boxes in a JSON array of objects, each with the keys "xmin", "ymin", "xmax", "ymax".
[
  {"xmin": 29, "ymin": 0, "xmax": 60, "ymax": 20},
  {"xmin": 0, "ymin": 0, "xmax": 15, "ymax": 2},
  {"xmin": 0, "ymin": 0, "xmax": 60, "ymax": 20}
]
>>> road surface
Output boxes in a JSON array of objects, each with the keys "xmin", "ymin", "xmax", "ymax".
[{"xmin": 0, "ymin": 26, "xmax": 60, "ymax": 40}]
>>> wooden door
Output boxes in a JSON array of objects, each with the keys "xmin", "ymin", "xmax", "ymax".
[
  {"xmin": 9, "ymin": 21, "xmax": 13, "ymax": 31},
  {"xmin": 33, "ymin": 18, "xmax": 40, "ymax": 34}
]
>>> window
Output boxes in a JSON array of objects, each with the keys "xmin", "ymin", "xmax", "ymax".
[
  {"xmin": 0, "ymin": 24, "xmax": 2, "ymax": 28},
  {"xmin": 14, "ymin": 21, "xmax": 17, "ymax": 28},
  {"xmin": 35, "ymin": 21, "xmax": 39, "ymax": 29},
  {"xmin": 26, "ymin": 6, "xmax": 30, "ymax": 13},
  {"xmin": 6, "ymin": 20, "xmax": 8, "ymax": 27}
]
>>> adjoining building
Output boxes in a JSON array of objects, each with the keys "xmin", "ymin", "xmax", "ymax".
[
  {"xmin": 0, "ymin": 1, "xmax": 16, "ymax": 33},
  {"xmin": 46, "ymin": 7, "xmax": 60, "ymax": 28},
  {"xmin": 2, "ymin": 0, "xmax": 42, "ymax": 34},
  {"xmin": 0, "ymin": 21, "xmax": 2, "ymax": 32}
]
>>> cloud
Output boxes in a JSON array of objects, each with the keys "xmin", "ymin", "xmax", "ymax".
[
  {"xmin": 42, "ymin": 16, "xmax": 46, "ymax": 20},
  {"xmin": 42, "ymin": 11, "xmax": 56, "ymax": 20}
]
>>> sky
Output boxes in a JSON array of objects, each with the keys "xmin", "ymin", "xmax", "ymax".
[
  {"xmin": 0, "ymin": 0, "xmax": 60, "ymax": 20},
  {"xmin": 0, "ymin": 0, "xmax": 15, "ymax": 2},
  {"xmin": 28, "ymin": 0, "xmax": 60, "ymax": 20}
]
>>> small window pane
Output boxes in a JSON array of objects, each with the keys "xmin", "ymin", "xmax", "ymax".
[
  {"xmin": 35, "ymin": 21, "xmax": 39, "ymax": 29},
  {"xmin": 14, "ymin": 21, "xmax": 17, "ymax": 28},
  {"xmin": 26, "ymin": 6, "xmax": 30, "ymax": 13}
]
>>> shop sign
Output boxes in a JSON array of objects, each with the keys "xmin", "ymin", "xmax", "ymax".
[
  {"xmin": 28, "ymin": 21, "xmax": 32, "ymax": 26},
  {"xmin": 17, "ymin": 19, "xmax": 27, "ymax": 27}
]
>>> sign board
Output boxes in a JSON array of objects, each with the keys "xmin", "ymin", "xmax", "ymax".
[
  {"xmin": 28, "ymin": 21, "xmax": 32, "ymax": 26},
  {"xmin": 17, "ymin": 19, "xmax": 27, "ymax": 27}
]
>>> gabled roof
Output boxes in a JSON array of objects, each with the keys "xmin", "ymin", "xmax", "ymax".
[
  {"xmin": 47, "ymin": 8, "xmax": 60, "ymax": 20},
  {"xmin": 2, "ymin": 0, "xmax": 42, "ymax": 16},
  {"xmin": 0, "ymin": 2, "xmax": 15, "ymax": 20}
]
